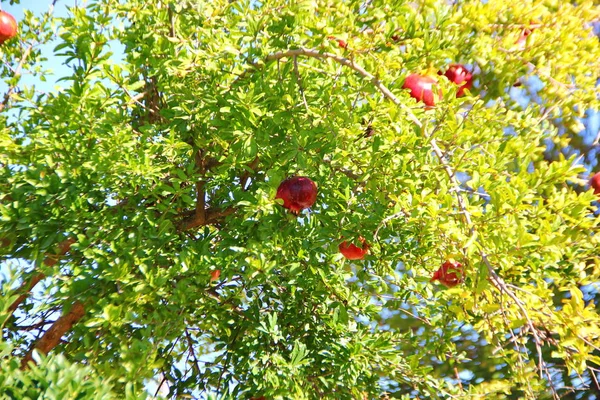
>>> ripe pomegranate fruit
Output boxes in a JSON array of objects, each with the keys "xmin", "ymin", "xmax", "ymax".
[
  {"xmin": 0, "ymin": 11, "xmax": 17, "ymax": 45},
  {"xmin": 431, "ymin": 259, "xmax": 464, "ymax": 288},
  {"xmin": 402, "ymin": 73, "xmax": 440, "ymax": 107},
  {"xmin": 442, "ymin": 64, "xmax": 473, "ymax": 97},
  {"xmin": 327, "ymin": 36, "xmax": 347, "ymax": 49},
  {"xmin": 590, "ymin": 172, "xmax": 600, "ymax": 195},
  {"xmin": 210, "ymin": 270, "xmax": 221, "ymax": 282},
  {"xmin": 275, "ymin": 176, "xmax": 318, "ymax": 214},
  {"xmin": 339, "ymin": 237, "xmax": 369, "ymax": 260}
]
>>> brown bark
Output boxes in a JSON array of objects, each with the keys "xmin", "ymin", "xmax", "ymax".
[
  {"xmin": 21, "ymin": 301, "xmax": 85, "ymax": 369},
  {"xmin": 194, "ymin": 149, "xmax": 207, "ymax": 223},
  {"xmin": 178, "ymin": 206, "xmax": 236, "ymax": 231},
  {"xmin": 240, "ymin": 156, "xmax": 260, "ymax": 190},
  {"xmin": 43, "ymin": 237, "xmax": 76, "ymax": 267},
  {"xmin": 8, "ymin": 272, "xmax": 46, "ymax": 313}
]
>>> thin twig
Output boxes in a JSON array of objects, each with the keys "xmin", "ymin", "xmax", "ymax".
[
  {"xmin": 373, "ymin": 210, "xmax": 409, "ymax": 243},
  {"xmin": 0, "ymin": 47, "xmax": 32, "ymax": 112},
  {"xmin": 454, "ymin": 366, "xmax": 463, "ymax": 391},
  {"xmin": 184, "ymin": 328, "xmax": 202, "ymax": 375},
  {"xmin": 293, "ymin": 56, "xmax": 310, "ymax": 113},
  {"xmin": 240, "ymin": 156, "xmax": 260, "ymax": 191},
  {"xmin": 428, "ymin": 136, "xmax": 544, "ymax": 378},
  {"xmin": 238, "ymin": 47, "xmax": 422, "ymax": 128},
  {"xmin": 194, "ymin": 150, "xmax": 207, "ymax": 223},
  {"xmin": 154, "ymin": 336, "xmax": 182, "ymax": 398},
  {"xmin": 216, "ymin": 324, "xmax": 243, "ymax": 396}
]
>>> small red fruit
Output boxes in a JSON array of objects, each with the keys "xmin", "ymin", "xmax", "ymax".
[
  {"xmin": 339, "ymin": 237, "xmax": 369, "ymax": 260},
  {"xmin": 590, "ymin": 172, "xmax": 600, "ymax": 195},
  {"xmin": 0, "ymin": 11, "xmax": 18, "ymax": 45},
  {"xmin": 515, "ymin": 21, "xmax": 539, "ymax": 49},
  {"xmin": 443, "ymin": 64, "xmax": 473, "ymax": 97},
  {"xmin": 210, "ymin": 270, "xmax": 221, "ymax": 282},
  {"xmin": 327, "ymin": 36, "xmax": 347, "ymax": 49},
  {"xmin": 402, "ymin": 74, "xmax": 440, "ymax": 107},
  {"xmin": 275, "ymin": 176, "xmax": 318, "ymax": 214},
  {"xmin": 431, "ymin": 259, "xmax": 464, "ymax": 288}
]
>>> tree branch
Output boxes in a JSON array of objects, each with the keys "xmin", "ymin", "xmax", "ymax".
[
  {"xmin": 8, "ymin": 238, "xmax": 76, "ymax": 313},
  {"xmin": 21, "ymin": 301, "xmax": 85, "ymax": 369},
  {"xmin": 194, "ymin": 149, "xmax": 207, "ymax": 223},
  {"xmin": 176, "ymin": 155, "xmax": 258, "ymax": 230},
  {"xmin": 240, "ymin": 156, "xmax": 260, "ymax": 191},
  {"xmin": 429, "ymin": 131, "xmax": 546, "ymax": 379},
  {"xmin": 7, "ymin": 272, "xmax": 46, "ymax": 313},
  {"xmin": 177, "ymin": 206, "xmax": 236, "ymax": 231},
  {"xmin": 0, "ymin": 48, "xmax": 32, "ymax": 113},
  {"xmin": 239, "ymin": 47, "xmax": 422, "ymax": 128},
  {"xmin": 184, "ymin": 328, "xmax": 201, "ymax": 375}
]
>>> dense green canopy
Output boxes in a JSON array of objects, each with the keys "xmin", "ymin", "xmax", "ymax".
[{"xmin": 1, "ymin": 0, "xmax": 600, "ymax": 398}]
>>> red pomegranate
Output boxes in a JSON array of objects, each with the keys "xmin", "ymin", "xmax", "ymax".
[
  {"xmin": 590, "ymin": 172, "xmax": 600, "ymax": 195},
  {"xmin": 443, "ymin": 64, "xmax": 473, "ymax": 97},
  {"xmin": 327, "ymin": 36, "xmax": 347, "ymax": 49},
  {"xmin": 275, "ymin": 176, "xmax": 318, "ymax": 214},
  {"xmin": 402, "ymin": 73, "xmax": 440, "ymax": 107},
  {"xmin": 431, "ymin": 259, "xmax": 464, "ymax": 288},
  {"xmin": 339, "ymin": 237, "xmax": 369, "ymax": 260},
  {"xmin": 0, "ymin": 11, "xmax": 17, "ymax": 45},
  {"xmin": 210, "ymin": 270, "xmax": 221, "ymax": 282}
]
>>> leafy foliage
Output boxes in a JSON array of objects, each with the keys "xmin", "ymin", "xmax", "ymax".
[
  {"xmin": 0, "ymin": 343, "xmax": 118, "ymax": 400},
  {"xmin": 1, "ymin": 0, "xmax": 600, "ymax": 398}
]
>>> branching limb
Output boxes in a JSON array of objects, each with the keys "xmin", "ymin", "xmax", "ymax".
[
  {"xmin": 237, "ymin": 47, "xmax": 422, "ymax": 128},
  {"xmin": 177, "ymin": 207, "xmax": 236, "ymax": 231},
  {"xmin": 7, "ymin": 272, "xmax": 46, "ymax": 313},
  {"xmin": 21, "ymin": 301, "xmax": 85, "ymax": 369},
  {"xmin": 177, "ymin": 154, "xmax": 259, "ymax": 230},
  {"xmin": 0, "ymin": 47, "xmax": 32, "ymax": 112},
  {"xmin": 8, "ymin": 238, "xmax": 76, "ymax": 314},
  {"xmin": 184, "ymin": 328, "xmax": 201, "ymax": 375},
  {"xmin": 429, "ymin": 134, "xmax": 546, "ymax": 378},
  {"xmin": 293, "ymin": 56, "xmax": 310, "ymax": 113}
]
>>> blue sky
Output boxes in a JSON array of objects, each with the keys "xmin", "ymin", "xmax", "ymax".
[{"xmin": 2, "ymin": 0, "xmax": 74, "ymax": 93}]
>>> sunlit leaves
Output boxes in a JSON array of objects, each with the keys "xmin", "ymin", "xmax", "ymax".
[{"xmin": 0, "ymin": 0, "xmax": 599, "ymax": 398}]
